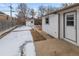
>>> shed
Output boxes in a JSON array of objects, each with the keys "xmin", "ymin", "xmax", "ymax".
[{"xmin": 42, "ymin": 3, "xmax": 79, "ymax": 46}]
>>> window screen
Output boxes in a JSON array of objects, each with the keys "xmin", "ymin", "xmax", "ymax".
[
  {"xmin": 45, "ymin": 17, "xmax": 49, "ymax": 24},
  {"xmin": 66, "ymin": 15, "xmax": 74, "ymax": 26}
]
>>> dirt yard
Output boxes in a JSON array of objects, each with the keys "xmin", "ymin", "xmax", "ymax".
[
  {"xmin": 31, "ymin": 29, "xmax": 79, "ymax": 56},
  {"xmin": 31, "ymin": 29, "xmax": 46, "ymax": 42}
]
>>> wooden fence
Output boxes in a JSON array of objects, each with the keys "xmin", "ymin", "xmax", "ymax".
[{"xmin": 0, "ymin": 14, "xmax": 16, "ymax": 32}]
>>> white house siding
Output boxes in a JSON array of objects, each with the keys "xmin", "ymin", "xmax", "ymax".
[
  {"xmin": 59, "ymin": 6, "xmax": 79, "ymax": 46},
  {"xmin": 59, "ymin": 6, "xmax": 79, "ymax": 39},
  {"xmin": 26, "ymin": 19, "xmax": 34, "ymax": 27},
  {"xmin": 77, "ymin": 8, "xmax": 79, "ymax": 46},
  {"xmin": 49, "ymin": 14, "xmax": 58, "ymax": 38},
  {"xmin": 42, "ymin": 6, "xmax": 79, "ymax": 46},
  {"xmin": 42, "ymin": 14, "xmax": 58, "ymax": 38},
  {"xmin": 42, "ymin": 16, "xmax": 49, "ymax": 33},
  {"xmin": 30, "ymin": 19, "xmax": 34, "ymax": 26}
]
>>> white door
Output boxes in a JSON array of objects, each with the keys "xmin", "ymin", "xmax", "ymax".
[{"xmin": 65, "ymin": 12, "xmax": 76, "ymax": 42}]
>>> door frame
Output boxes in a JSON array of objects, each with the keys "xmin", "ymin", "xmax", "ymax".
[
  {"xmin": 58, "ymin": 14, "xmax": 60, "ymax": 39},
  {"xmin": 63, "ymin": 10, "xmax": 77, "ymax": 43}
]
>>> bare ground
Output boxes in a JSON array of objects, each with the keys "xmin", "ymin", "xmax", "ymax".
[
  {"xmin": 31, "ymin": 29, "xmax": 46, "ymax": 42},
  {"xmin": 31, "ymin": 29, "xmax": 79, "ymax": 56}
]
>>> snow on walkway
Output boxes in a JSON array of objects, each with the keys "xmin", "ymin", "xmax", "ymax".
[
  {"xmin": 13, "ymin": 26, "xmax": 32, "ymax": 31},
  {"xmin": 0, "ymin": 26, "xmax": 36, "ymax": 56}
]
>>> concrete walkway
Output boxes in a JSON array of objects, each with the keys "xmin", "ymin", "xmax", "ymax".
[
  {"xmin": 0, "ymin": 26, "xmax": 36, "ymax": 56},
  {"xmin": 34, "ymin": 29, "xmax": 79, "ymax": 56}
]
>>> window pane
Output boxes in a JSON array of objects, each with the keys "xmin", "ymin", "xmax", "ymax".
[
  {"xmin": 67, "ymin": 21, "xmax": 74, "ymax": 26},
  {"xmin": 45, "ymin": 17, "xmax": 49, "ymax": 24},
  {"xmin": 67, "ymin": 15, "xmax": 74, "ymax": 21},
  {"xmin": 66, "ymin": 14, "xmax": 74, "ymax": 26}
]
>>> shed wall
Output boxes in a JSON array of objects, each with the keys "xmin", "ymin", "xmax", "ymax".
[{"xmin": 42, "ymin": 14, "xmax": 58, "ymax": 38}]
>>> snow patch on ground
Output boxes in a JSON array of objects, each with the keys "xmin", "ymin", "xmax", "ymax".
[
  {"xmin": 0, "ymin": 26, "xmax": 36, "ymax": 56},
  {"xmin": 13, "ymin": 26, "xmax": 32, "ymax": 31},
  {"xmin": 24, "ymin": 42, "xmax": 36, "ymax": 56}
]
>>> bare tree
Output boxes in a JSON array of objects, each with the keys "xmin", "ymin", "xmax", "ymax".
[
  {"xmin": 62, "ymin": 3, "xmax": 73, "ymax": 8},
  {"xmin": 17, "ymin": 3, "xmax": 28, "ymax": 25},
  {"xmin": 29, "ymin": 8, "xmax": 36, "ymax": 18},
  {"xmin": 38, "ymin": 5, "xmax": 59, "ymax": 17},
  {"xmin": 38, "ymin": 5, "xmax": 47, "ymax": 17},
  {"xmin": 17, "ymin": 3, "xmax": 27, "ymax": 18},
  {"xmin": 46, "ymin": 5, "xmax": 58, "ymax": 14}
]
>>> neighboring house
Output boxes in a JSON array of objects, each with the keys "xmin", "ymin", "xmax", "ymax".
[
  {"xmin": 26, "ymin": 18, "xmax": 34, "ymax": 27},
  {"xmin": 42, "ymin": 3, "xmax": 79, "ymax": 46}
]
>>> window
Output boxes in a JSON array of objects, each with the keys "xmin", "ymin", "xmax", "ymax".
[
  {"xmin": 45, "ymin": 17, "xmax": 49, "ymax": 24},
  {"xmin": 31, "ymin": 21, "xmax": 33, "ymax": 23},
  {"xmin": 66, "ymin": 15, "xmax": 74, "ymax": 26}
]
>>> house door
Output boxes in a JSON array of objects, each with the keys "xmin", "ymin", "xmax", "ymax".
[{"xmin": 64, "ymin": 12, "xmax": 76, "ymax": 42}]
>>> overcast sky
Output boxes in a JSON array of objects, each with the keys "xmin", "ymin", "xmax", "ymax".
[{"xmin": 0, "ymin": 3, "xmax": 62, "ymax": 17}]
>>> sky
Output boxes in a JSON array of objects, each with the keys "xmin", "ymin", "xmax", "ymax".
[{"xmin": 0, "ymin": 3, "xmax": 63, "ymax": 17}]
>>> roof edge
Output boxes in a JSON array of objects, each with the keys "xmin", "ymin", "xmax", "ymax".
[{"xmin": 42, "ymin": 3, "xmax": 79, "ymax": 17}]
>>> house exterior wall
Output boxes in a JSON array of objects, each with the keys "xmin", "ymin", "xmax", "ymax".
[
  {"xmin": 59, "ymin": 6, "xmax": 79, "ymax": 46},
  {"xmin": 31, "ymin": 19, "xmax": 34, "ymax": 26},
  {"xmin": 42, "ymin": 14, "xmax": 58, "ymax": 38},
  {"xmin": 26, "ymin": 19, "xmax": 34, "ymax": 27},
  {"xmin": 42, "ymin": 6, "xmax": 79, "ymax": 46},
  {"xmin": 0, "ymin": 14, "xmax": 7, "ymax": 21},
  {"xmin": 77, "ymin": 8, "xmax": 79, "ymax": 46},
  {"xmin": 42, "ymin": 16, "xmax": 48, "ymax": 33},
  {"xmin": 59, "ymin": 6, "xmax": 79, "ymax": 39}
]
